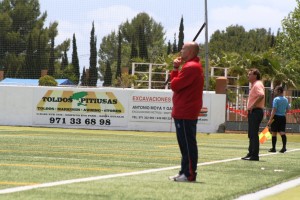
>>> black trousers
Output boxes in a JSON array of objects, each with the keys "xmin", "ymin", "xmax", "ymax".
[
  {"xmin": 247, "ymin": 108, "xmax": 264, "ymax": 157},
  {"xmin": 174, "ymin": 118, "xmax": 198, "ymax": 180}
]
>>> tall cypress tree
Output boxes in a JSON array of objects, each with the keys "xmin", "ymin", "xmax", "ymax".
[
  {"xmin": 72, "ymin": 33, "xmax": 80, "ymax": 85},
  {"xmin": 80, "ymin": 67, "xmax": 87, "ymax": 86},
  {"xmin": 61, "ymin": 50, "xmax": 68, "ymax": 71},
  {"xmin": 178, "ymin": 16, "xmax": 184, "ymax": 52},
  {"xmin": 270, "ymin": 34, "xmax": 275, "ymax": 48},
  {"xmin": 172, "ymin": 33, "xmax": 177, "ymax": 53},
  {"xmin": 116, "ymin": 29, "xmax": 122, "ymax": 79},
  {"xmin": 167, "ymin": 40, "xmax": 172, "ymax": 55},
  {"xmin": 130, "ymin": 39, "xmax": 138, "ymax": 59},
  {"xmin": 103, "ymin": 61, "xmax": 112, "ymax": 86},
  {"xmin": 88, "ymin": 22, "xmax": 98, "ymax": 86}
]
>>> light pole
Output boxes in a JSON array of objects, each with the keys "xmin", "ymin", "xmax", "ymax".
[{"xmin": 204, "ymin": 0, "xmax": 209, "ymax": 91}]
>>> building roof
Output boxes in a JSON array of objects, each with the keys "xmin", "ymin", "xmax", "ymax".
[{"xmin": 0, "ymin": 78, "xmax": 75, "ymax": 86}]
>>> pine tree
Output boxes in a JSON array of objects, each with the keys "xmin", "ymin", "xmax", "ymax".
[
  {"xmin": 35, "ymin": 33, "xmax": 42, "ymax": 79},
  {"xmin": 23, "ymin": 34, "xmax": 35, "ymax": 78},
  {"xmin": 99, "ymin": 13, "xmax": 165, "ymax": 77},
  {"xmin": 178, "ymin": 16, "xmax": 184, "ymax": 52},
  {"xmin": 72, "ymin": 33, "xmax": 80, "ymax": 85},
  {"xmin": 88, "ymin": 22, "xmax": 98, "ymax": 86},
  {"xmin": 60, "ymin": 39, "xmax": 70, "ymax": 72},
  {"xmin": 48, "ymin": 37, "xmax": 55, "ymax": 76},
  {"xmin": 0, "ymin": 0, "xmax": 47, "ymax": 77},
  {"xmin": 48, "ymin": 22, "xmax": 58, "ymax": 77},
  {"xmin": 138, "ymin": 24, "xmax": 148, "ymax": 60}
]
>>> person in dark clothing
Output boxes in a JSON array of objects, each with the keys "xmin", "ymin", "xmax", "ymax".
[
  {"xmin": 267, "ymin": 86, "xmax": 289, "ymax": 153},
  {"xmin": 168, "ymin": 42, "xmax": 204, "ymax": 182}
]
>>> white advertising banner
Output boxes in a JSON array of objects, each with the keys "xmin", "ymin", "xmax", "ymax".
[
  {"xmin": 198, "ymin": 94, "xmax": 210, "ymax": 124},
  {"xmin": 32, "ymin": 88, "xmax": 128, "ymax": 128},
  {"xmin": 129, "ymin": 91, "xmax": 173, "ymax": 122},
  {"xmin": 129, "ymin": 90, "xmax": 211, "ymax": 124},
  {"xmin": 0, "ymin": 86, "xmax": 225, "ymax": 133}
]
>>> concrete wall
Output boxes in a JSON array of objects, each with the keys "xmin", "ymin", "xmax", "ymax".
[{"xmin": 0, "ymin": 85, "xmax": 226, "ymax": 133}]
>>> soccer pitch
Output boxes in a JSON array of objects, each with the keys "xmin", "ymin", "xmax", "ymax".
[{"xmin": 0, "ymin": 126, "xmax": 299, "ymax": 200}]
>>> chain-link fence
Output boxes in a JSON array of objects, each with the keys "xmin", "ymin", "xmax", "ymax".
[{"xmin": 226, "ymin": 86, "xmax": 300, "ymax": 133}]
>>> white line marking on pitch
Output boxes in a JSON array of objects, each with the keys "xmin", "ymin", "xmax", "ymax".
[
  {"xmin": 0, "ymin": 149, "xmax": 299, "ymax": 195},
  {"xmin": 235, "ymin": 177, "xmax": 300, "ymax": 200}
]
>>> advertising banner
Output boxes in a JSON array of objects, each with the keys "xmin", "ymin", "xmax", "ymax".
[
  {"xmin": 32, "ymin": 89, "xmax": 128, "ymax": 128},
  {"xmin": 198, "ymin": 93, "xmax": 210, "ymax": 124},
  {"xmin": 0, "ymin": 86, "xmax": 225, "ymax": 132},
  {"xmin": 130, "ymin": 91, "xmax": 173, "ymax": 122},
  {"xmin": 129, "ymin": 90, "xmax": 211, "ymax": 124}
]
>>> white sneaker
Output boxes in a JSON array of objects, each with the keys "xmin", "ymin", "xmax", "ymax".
[
  {"xmin": 168, "ymin": 174, "xmax": 180, "ymax": 180},
  {"xmin": 173, "ymin": 174, "xmax": 189, "ymax": 182}
]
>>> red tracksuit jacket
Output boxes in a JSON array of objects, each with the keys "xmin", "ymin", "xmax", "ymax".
[{"xmin": 170, "ymin": 57, "xmax": 204, "ymax": 120}]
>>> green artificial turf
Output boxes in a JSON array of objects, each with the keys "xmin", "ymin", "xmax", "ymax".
[{"xmin": 0, "ymin": 126, "xmax": 299, "ymax": 200}]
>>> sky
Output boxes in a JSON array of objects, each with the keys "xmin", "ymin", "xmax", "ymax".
[{"xmin": 39, "ymin": 0, "xmax": 298, "ymax": 69}]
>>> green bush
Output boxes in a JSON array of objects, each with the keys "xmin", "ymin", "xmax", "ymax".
[
  {"xmin": 39, "ymin": 75, "xmax": 58, "ymax": 86},
  {"xmin": 291, "ymin": 98, "xmax": 300, "ymax": 109},
  {"xmin": 113, "ymin": 73, "xmax": 137, "ymax": 88}
]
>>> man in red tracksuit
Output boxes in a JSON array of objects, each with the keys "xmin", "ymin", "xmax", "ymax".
[{"xmin": 168, "ymin": 42, "xmax": 204, "ymax": 182}]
